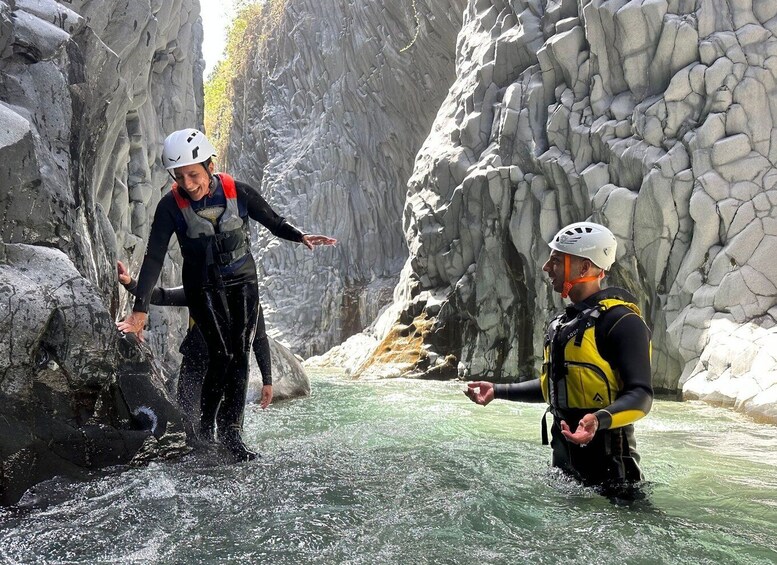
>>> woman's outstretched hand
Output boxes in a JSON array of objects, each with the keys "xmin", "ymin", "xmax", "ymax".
[{"xmin": 302, "ymin": 234, "xmax": 337, "ymax": 250}]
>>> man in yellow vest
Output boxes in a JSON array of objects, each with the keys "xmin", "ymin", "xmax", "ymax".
[{"xmin": 465, "ymin": 222, "xmax": 653, "ymax": 491}]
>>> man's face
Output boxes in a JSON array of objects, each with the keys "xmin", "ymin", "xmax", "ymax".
[
  {"xmin": 542, "ymin": 250, "xmax": 589, "ymax": 293},
  {"xmin": 542, "ymin": 249, "xmax": 567, "ymax": 293},
  {"xmin": 173, "ymin": 162, "xmax": 212, "ymax": 201}
]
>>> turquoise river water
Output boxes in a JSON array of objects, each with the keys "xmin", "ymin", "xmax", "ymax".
[{"xmin": 1, "ymin": 371, "xmax": 776, "ymax": 564}]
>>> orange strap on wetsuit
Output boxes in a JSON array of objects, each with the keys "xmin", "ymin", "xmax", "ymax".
[{"xmin": 561, "ymin": 254, "xmax": 605, "ymax": 299}]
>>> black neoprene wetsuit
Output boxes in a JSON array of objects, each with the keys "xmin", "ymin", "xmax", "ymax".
[
  {"xmin": 494, "ymin": 287, "xmax": 653, "ymax": 487},
  {"xmin": 132, "ymin": 175, "xmax": 303, "ymax": 440}
]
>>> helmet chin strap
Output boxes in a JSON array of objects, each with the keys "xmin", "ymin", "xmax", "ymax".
[
  {"xmin": 561, "ymin": 254, "xmax": 605, "ymax": 299},
  {"xmin": 202, "ymin": 160, "xmax": 215, "ymax": 191}
]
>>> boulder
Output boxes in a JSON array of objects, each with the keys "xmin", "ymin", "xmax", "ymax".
[
  {"xmin": 247, "ymin": 337, "xmax": 311, "ymax": 403},
  {"xmin": 0, "ymin": 0, "xmax": 203, "ymax": 503},
  {"xmin": 0, "ymin": 244, "xmax": 185, "ymax": 506},
  {"xmin": 0, "ymin": 0, "xmax": 202, "ymax": 364}
]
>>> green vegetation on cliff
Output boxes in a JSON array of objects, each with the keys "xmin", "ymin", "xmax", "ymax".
[{"xmin": 203, "ymin": 1, "xmax": 286, "ymax": 163}]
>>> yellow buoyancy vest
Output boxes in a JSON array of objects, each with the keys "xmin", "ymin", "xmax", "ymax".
[{"xmin": 540, "ymin": 298, "xmax": 641, "ymax": 412}]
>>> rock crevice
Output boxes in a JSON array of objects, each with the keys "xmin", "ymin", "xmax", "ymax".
[{"xmin": 226, "ymin": 0, "xmax": 468, "ymax": 357}]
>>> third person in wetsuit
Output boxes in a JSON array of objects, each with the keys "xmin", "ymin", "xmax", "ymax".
[
  {"xmin": 118, "ymin": 261, "xmax": 273, "ymax": 436},
  {"xmin": 118, "ymin": 129, "xmax": 336, "ymax": 461},
  {"xmin": 465, "ymin": 222, "xmax": 653, "ymax": 494}
]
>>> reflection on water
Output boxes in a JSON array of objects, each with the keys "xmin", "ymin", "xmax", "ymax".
[{"xmin": 1, "ymin": 372, "xmax": 776, "ymax": 564}]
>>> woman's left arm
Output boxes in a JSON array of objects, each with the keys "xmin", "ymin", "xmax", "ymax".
[{"xmin": 238, "ymin": 181, "xmax": 337, "ymax": 248}]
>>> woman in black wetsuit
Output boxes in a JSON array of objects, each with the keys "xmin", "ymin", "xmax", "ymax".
[{"xmin": 118, "ymin": 129, "xmax": 336, "ymax": 461}]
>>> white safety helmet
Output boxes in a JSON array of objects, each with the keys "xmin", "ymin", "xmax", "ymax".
[
  {"xmin": 162, "ymin": 129, "xmax": 216, "ymax": 170},
  {"xmin": 548, "ymin": 221, "xmax": 617, "ymax": 270}
]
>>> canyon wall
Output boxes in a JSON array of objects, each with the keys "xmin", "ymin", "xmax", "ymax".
[
  {"xmin": 226, "ymin": 0, "xmax": 467, "ymax": 356},
  {"xmin": 348, "ymin": 0, "xmax": 777, "ymax": 423},
  {"xmin": 0, "ymin": 0, "xmax": 204, "ymax": 503}
]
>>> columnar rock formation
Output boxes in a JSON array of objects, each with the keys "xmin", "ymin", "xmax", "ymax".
[
  {"xmin": 0, "ymin": 0, "xmax": 204, "ymax": 357},
  {"xmin": 0, "ymin": 0, "xmax": 204, "ymax": 503},
  {"xmin": 348, "ymin": 0, "xmax": 777, "ymax": 422},
  {"xmin": 226, "ymin": 0, "xmax": 467, "ymax": 356}
]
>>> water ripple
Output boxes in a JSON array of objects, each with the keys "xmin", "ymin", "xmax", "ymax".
[{"xmin": 1, "ymin": 373, "xmax": 775, "ymax": 565}]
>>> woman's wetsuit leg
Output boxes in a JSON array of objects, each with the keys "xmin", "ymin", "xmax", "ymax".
[
  {"xmin": 217, "ymin": 282, "xmax": 259, "ymax": 444},
  {"xmin": 177, "ymin": 325, "xmax": 208, "ymax": 437},
  {"xmin": 187, "ymin": 289, "xmax": 233, "ymax": 440}
]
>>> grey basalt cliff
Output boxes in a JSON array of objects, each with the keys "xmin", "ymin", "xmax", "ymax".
[
  {"xmin": 225, "ymin": 0, "xmax": 467, "ymax": 357},
  {"xmin": 338, "ymin": 0, "xmax": 777, "ymax": 423},
  {"xmin": 0, "ymin": 0, "xmax": 204, "ymax": 504},
  {"xmin": 1, "ymin": 0, "xmax": 205, "ymax": 357}
]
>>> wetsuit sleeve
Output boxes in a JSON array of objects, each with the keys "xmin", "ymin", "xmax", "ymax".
[
  {"xmin": 122, "ymin": 278, "xmax": 188, "ymax": 307},
  {"xmin": 155, "ymin": 286, "xmax": 188, "ymax": 307},
  {"xmin": 121, "ymin": 278, "xmax": 139, "ymax": 293},
  {"xmin": 493, "ymin": 379, "xmax": 545, "ymax": 402},
  {"xmin": 236, "ymin": 181, "xmax": 305, "ymax": 243},
  {"xmin": 594, "ymin": 308, "xmax": 653, "ymax": 431},
  {"xmin": 133, "ymin": 197, "xmax": 176, "ymax": 313},
  {"xmin": 252, "ymin": 304, "xmax": 272, "ymax": 386}
]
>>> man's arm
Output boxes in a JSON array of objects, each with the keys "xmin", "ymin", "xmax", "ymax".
[
  {"xmin": 122, "ymin": 278, "xmax": 188, "ymax": 307},
  {"xmin": 252, "ymin": 304, "xmax": 272, "ymax": 387},
  {"xmin": 593, "ymin": 308, "xmax": 653, "ymax": 431},
  {"xmin": 465, "ymin": 378, "xmax": 544, "ymax": 405},
  {"xmin": 252, "ymin": 304, "xmax": 273, "ymax": 409},
  {"xmin": 494, "ymin": 379, "xmax": 545, "ymax": 402}
]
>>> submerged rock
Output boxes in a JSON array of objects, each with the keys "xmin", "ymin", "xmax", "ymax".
[
  {"xmin": 247, "ymin": 338, "xmax": 311, "ymax": 403},
  {"xmin": 0, "ymin": 244, "xmax": 186, "ymax": 506},
  {"xmin": 305, "ymin": 332, "xmax": 380, "ymax": 376}
]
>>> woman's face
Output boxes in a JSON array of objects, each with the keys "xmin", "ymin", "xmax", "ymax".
[{"xmin": 174, "ymin": 162, "xmax": 213, "ymax": 201}]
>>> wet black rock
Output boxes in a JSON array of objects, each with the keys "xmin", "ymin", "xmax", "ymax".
[{"xmin": 0, "ymin": 244, "xmax": 186, "ymax": 506}]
